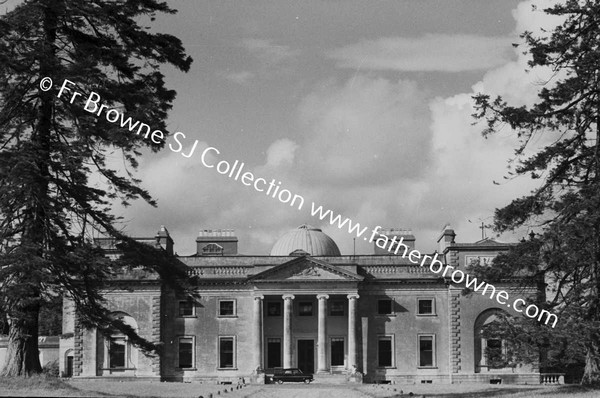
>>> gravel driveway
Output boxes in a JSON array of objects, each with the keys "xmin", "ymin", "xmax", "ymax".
[{"xmin": 244, "ymin": 384, "xmax": 375, "ymax": 398}]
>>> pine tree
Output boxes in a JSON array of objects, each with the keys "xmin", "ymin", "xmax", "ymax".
[
  {"xmin": 0, "ymin": 0, "xmax": 192, "ymax": 376},
  {"xmin": 473, "ymin": 0, "xmax": 600, "ymax": 385}
]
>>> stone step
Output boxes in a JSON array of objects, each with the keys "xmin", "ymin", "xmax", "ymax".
[{"xmin": 313, "ymin": 373, "xmax": 357, "ymax": 384}]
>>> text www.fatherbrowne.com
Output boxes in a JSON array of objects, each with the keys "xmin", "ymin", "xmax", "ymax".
[
  {"xmin": 45, "ymin": 77, "xmax": 559, "ymax": 329},
  {"xmin": 309, "ymin": 210, "xmax": 559, "ymax": 329},
  {"xmin": 194, "ymin": 147, "xmax": 553, "ymax": 332}
]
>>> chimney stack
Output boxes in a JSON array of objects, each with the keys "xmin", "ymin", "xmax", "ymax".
[
  {"xmin": 196, "ymin": 229, "xmax": 238, "ymax": 255},
  {"xmin": 437, "ymin": 224, "xmax": 456, "ymax": 253},
  {"xmin": 155, "ymin": 225, "xmax": 174, "ymax": 256},
  {"xmin": 374, "ymin": 228, "xmax": 415, "ymax": 255}
]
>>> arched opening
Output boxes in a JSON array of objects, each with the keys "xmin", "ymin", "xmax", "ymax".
[
  {"xmin": 64, "ymin": 349, "xmax": 73, "ymax": 377},
  {"xmin": 474, "ymin": 308, "xmax": 513, "ymax": 373},
  {"xmin": 103, "ymin": 311, "xmax": 138, "ymax": 371}
]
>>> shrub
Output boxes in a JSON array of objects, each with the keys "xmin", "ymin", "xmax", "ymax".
[{"xmin": 42, "ymin": 360, "xmax": 59, "ymax": 377}]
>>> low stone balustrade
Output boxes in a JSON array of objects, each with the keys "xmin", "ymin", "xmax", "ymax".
[{"xmin": 540, "ymin": 373, "xmax": 564, "ymax": 384}]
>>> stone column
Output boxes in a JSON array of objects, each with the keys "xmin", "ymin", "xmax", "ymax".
[
  {"xmin": 317, "ymin": 294, "xmax": 329, "ymax": 373},
  {"xmin": 282, "ymin": 294, "xmax": 295, "ymax": 368},
  {"xmin": 347, "ymin": 294, "xmax": 360, "ymax": 371},
  {"xmin": 253, "ymin": 295, "xmax": 264, "ymax": 371}
]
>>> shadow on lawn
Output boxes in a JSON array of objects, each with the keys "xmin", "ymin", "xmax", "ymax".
[
  {"xmin": 386, "ymin": 385, "xmax": 599, "ymax": 398},
  {"xmin": 387, "ymin": 388, "xmax": 542, "ymax": 398},
  {"xmin": 0, "ymin": 376, "xmax": 132, "ymax": 397}
]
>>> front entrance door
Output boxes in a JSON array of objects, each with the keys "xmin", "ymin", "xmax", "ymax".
[{"xmin": 297, "ymin": 339, "xmax": 314, "ymax": 374}]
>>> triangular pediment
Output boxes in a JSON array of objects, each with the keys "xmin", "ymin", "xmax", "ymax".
[{"xmin": 249, "ymin": 256, "xmax": 363, "ymax": 282}]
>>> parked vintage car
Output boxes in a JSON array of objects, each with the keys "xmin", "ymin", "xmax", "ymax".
[{"xmin": 269, "ymin": 368, "xmax": 313, "ymax": 384}]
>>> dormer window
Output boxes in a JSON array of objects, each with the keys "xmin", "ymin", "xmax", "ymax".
[{"xmin": 202, "ymin": 243, "xmax": 224, "ymax": 255}]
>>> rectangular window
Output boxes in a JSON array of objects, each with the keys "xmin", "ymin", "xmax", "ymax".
[
  {"xmin": 219, "ymin": 337, "xmax": 235, "ymax": 369},
  {"xmin": 267, "ymin": 302, "xmax": 281, "ymax": 317},
  {"xmin": 109, "ymin": 337, "xmax": 126, "ymax": 368},
  {"xmin": 179, "ymin": 300, "xmax": 194, "ymax": 317},
  {"xmin": 218, "ymin": 300, "xmax": 236, "ymax": 317},
  {"xmin": 267, "ymin": 338, "xmax": 282, "ymax": 368},
  {"xmin": 377, "ymin": 336, "xmax": 393, "ymax": 367},
  {"xmin": 178, "ymin": 337, "xmax": 194, "ymax": 368},
  {"xmin": 417, "ymin": 298, "xmax": 435, "ymax": 315},
  {"xmin": 329, "ymin": 301, "xmax": 344, "ymax": 316},
  {"xmin": 486, "ymin": 338, "xmax": 505, "ymax": 368},
  {"xmin": 299, "ymin": 302, "xmax": 313, "ymax": 316},
  {"xmin": 378, "ymin": 299, "xmax": 393, "ymax": 315},
  {"xmin": 418, "ymin": 335, "xmax": 435, "ymax": 367},
  {"xmin": 330, "ymin": 338, "xmax": 344, "ymax": 366}
]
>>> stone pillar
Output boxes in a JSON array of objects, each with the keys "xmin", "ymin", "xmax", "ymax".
[
  {"xmin": 283, "ymin": 294, "xmax": 295, "ymax": 368},
  {"xmin": 347, "ymin": 294, "xmax": 360, "ymax": 371},
  {"xmin": 317, "ymin": 294, "xmax": 329, "ymax": 373},
  {"xmin": 253, "ymin": 295, "xmax": 264, "ymax": 372}
]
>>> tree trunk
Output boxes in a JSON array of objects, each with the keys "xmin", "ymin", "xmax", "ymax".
[
  {"xmin": 0, "ymin": 303, "xmax": 42, "ymax": 376},
  {"xmin": 1, "ymin": 0, "xmax": 57, "ymax": 377},
  {"xmin": 581, "ymin": 337, "xmax": 600, "ymax": 386}
]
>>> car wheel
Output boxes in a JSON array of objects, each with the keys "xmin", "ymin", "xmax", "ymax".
[
  {"xmin": 304, "ymin": 379, "xmax": 311, "ymax": 384},
  {"xmin": 277, "ymin": 379, "xmax": 283, "ymax": 384}
]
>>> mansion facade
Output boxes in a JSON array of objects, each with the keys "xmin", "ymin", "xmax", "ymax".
[{"xmin": 59, "ymin": 225, "xmax": 540, "ymax": 384}]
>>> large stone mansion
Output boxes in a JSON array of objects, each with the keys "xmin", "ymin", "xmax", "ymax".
[{"xmin": 59, "ymin": 225, "xmax": 540, "ymax": 384}]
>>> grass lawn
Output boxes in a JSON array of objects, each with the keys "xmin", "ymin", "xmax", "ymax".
[
  {"xmin": 359, "ymin": 383, "xmax": 600, "ymax": 398},
  {"xmin": 0, "ymin": 376, "xmax": 257, "ymax": 397},
  {"xmin": 0, "ymin": 377, "xmax": 599, "ymax": 397}
]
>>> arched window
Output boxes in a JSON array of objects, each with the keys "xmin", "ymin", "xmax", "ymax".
[
  {"xmin": 104, "ymin": 312, "xmax": 138, "ymax": 370},
  {"xmin": 474, "ymin": 309, "xmax": 512, "ymax": 372}
]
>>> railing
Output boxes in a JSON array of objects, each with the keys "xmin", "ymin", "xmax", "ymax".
[
  {"xmin": 540, "ymin": 373, "xmax": 564, "ymax": 384},
  {"xmin": 188, "ymin": 266, "xmax": 249, "ymax": 277},
  {"xmin": 362, "ymin": 265, "xmax": 430, "ymax": 274}
]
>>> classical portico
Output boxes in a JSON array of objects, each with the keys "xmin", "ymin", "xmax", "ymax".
[{"xmin": 248, "ymin": 256, "xmax": 363, "ymax": 374}]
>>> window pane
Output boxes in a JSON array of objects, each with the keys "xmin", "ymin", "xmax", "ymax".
[
  {"xmin": 486, "ymin": 339, "xmax": 504, "ymax": 368},
  {"xmin": 419, "ymin": 336, "xmax": 433, "ymax": 367},
  {"xmin": 299, "ymin": 302, "xmax": 313, "ymax": 316},
  {"xmin": 220, "ymin": 338, "xmax": 234, "ymax": 368},
  {"xmin": 179, "ymin": 338, "xmax": 193, "ymax": 368},
  {"xmin": 267, "ymin": 302, "xmax": 281, "ymax": 316},
  {"xmin": 487, "ymin": 339, "xmax": 502, "ymax": 349},
  {"xmin": 378, "ymin": 300, "xmax": 392, "ymax": 315},
  {"xmin": 179, "ymin": 301, "xmax": 194, "ymax": 317},
  {"xmin": 378, "ymin": 338, "xmax": 392, "ymax": 367},
  {"xmin": 220, "ymin": 300, "xmax": 235, "ymax": 316},
  {"xmin": 109, "ymin": 339, "xmax": 126, "ymax": 368},
  {"xmin": 331, "ymin": 338, "xmax": 344, "ymax": 366},
  {"xmin": 418, "ymin": 299, "xmax": 433, "ymax": 315},
  {"xmin": 330, "ymin": 301, "xmax": 344, "ymax": 316},
  {"xmin": 267, "ymin": 338, "xmax": 281, "ymax": 368}
]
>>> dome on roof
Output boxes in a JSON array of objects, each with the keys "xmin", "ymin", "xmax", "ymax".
[{"xmin": 270, "ymin": 224, "xmax": 341, "ymax": 256}]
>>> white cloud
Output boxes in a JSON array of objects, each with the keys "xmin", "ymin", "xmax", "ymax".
[
  {"xmin": 329, "ymin": 34, "xmax": 514, "ymax": 72},
  {"xmin": 419, "ymin": 0, "xmax": 567, "ymax": 244},
  {"xmin": 217, "ymin": 38, "xmax": 300, "ymax": 83},
  {"xmin": 513, "ymin": 0, "xmax": 564, "ymax": 37},
  {"xmin": 241, "ymin": 38, "xmax": 299, "ymax": 66},
  {"xmin": 266, "ymin": 139, "xmax": 298, "ymax": 168},
  {"xmin": 221, "ymin": 71, "xmax": 255, "ymax": 85},
  {"xmin": 120, "ymin": 0, "xmax": 569, "ymax": 256},
  {"xmin": 297, "ymin": 75, "xmax": 432, "ymax": 186}
]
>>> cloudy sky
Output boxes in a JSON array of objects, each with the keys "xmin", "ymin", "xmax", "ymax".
[
  {"xmin": 115, "ymin": 0, "xmax": 566, "ymax": 256},
  {"xmin": 5, "ymin": 0, "xmax": 563, "ymax": 255}
]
